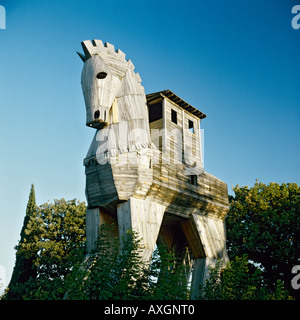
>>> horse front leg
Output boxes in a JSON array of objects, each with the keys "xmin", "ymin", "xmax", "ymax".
[{"xmin": 117, "ymin": 197, "xmax": 165, "ymax": 262}]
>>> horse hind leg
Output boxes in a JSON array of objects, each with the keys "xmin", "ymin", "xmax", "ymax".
[{"xmin": 181, "ymin": 213, "xmax": 229, "ymax": 299}]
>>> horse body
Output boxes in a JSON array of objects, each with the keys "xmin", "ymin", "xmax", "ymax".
[{"xmin": 78, "ymin": 40, "xmax": 229, "ymax": 298}]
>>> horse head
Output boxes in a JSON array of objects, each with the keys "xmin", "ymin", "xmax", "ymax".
[
  {"xmin": 78, "ymin": 40, "xmax": 146, "ymax": 129},
  {"xmin": 78, "ymin": 40, "xmax": 150, "ymax": 158}
]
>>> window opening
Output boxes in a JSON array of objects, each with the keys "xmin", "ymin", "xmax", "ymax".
[
  {"xmin": 190, "ymin": 175, "xmax": 198, "ymax": 186},
  {"xmin": 171, "ymin": 109, "xmax": 177, "ymax": 124},
  {"xmin": 148, "ymin": 102, "xmax": 162, "ymax": 123},
  {"xmin": 188, "ymin": 120, "xmax": 194, "ymax": 134}
]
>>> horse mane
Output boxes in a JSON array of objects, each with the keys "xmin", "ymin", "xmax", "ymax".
[{"xmin": 77, "ymin": 39, "xmax": 143, "ymax": 88}]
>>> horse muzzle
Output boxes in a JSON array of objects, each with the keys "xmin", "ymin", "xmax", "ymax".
[{"xmin": 86, "ymin": 107, "xmax": 109, "ymax": 129}]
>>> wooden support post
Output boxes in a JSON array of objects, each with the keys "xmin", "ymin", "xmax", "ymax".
[
  {"xmin": 191, "ymin": 213, "xmax": 229, "ymax": 263},
  {"xmin": 190, "ymin": 258, "xmax": 218, "ymax": 299},
  {"xmin": 86, "ymin": 208, "xmax": 99, "ymax": 253},
  {"xmin": 188, "ymin": 213, "xmax": 229, "ymax": 299},
  {"xmin": 86, "ymin": 207, "xmax": 118, "ymax": 253},
  {"xmin": 198, "ymin": 120, "xmax": 203, "ymax": 169},
  {"xmin": 162, "ymin": 97, "xmax": 167, "ymax": 154},
  {"xmin": 117, "ymin": 197, "xmax": 165, "ymax": 261}
]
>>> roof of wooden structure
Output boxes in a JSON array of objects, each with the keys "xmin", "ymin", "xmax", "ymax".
[{"xmin": 146, "ymin": 89, "xmax": 207, "ymax": 120}]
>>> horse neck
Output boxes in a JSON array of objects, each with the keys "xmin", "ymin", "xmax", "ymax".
[
  {"xmin": 113, "ymin": 70, "xmax": 150, "ymax": 141},
  {"xmin": 116, "ymin": 70, "xmax": 148, "ymax": 121},
  {"xmin": 96, "ymin": 72, "xmax": 151, "ymax": 155}
]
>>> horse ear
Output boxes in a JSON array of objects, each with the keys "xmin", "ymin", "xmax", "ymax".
[{"xmin": 77, "ymin": 51, "xmax": 86, "ymax": 63}]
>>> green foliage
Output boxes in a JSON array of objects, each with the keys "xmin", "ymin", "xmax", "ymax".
[
  {"xmin": 4, "ymin": 184, "xmax": 37, "ymax": 299},
  {"xmin": 21, "ymin": 198, "xmax": 86, "ymax": 267},
  {"xmin": 65, "ymin": 224, "xmax": 189, "ymax": 300},
  {"xmin": 198, "ymin": 255, "xmax": 293, "ymax": 300},
  {"xmin": 4, "ymin": 197, "xmax": 86, "ymax": 300},
  {"xmin": 226, "ymin": 181, "xmax": 300, "ymax": 299},
  {"xmin": 149, "ymin": 245, "xmax": 189, "ymax": 300},
  {"xmin": 5, "ymin": 195, "xmax": 188, "ymax": 300},
  {"xmin": 6, "ymin": 180, "xmax": 298, "ymax": 300}
]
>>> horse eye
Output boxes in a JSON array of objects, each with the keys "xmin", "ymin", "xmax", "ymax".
[{"xmin": 96, "ymin": 72, "xmax": 107, "ymax": 79}]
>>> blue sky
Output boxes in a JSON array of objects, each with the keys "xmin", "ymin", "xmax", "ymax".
[{"xmin": 0, "ymin": 0, "xmax": 299, "ymax": 288}]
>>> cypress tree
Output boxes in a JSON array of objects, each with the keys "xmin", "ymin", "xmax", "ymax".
[{"xmin": 6, "ymin": 184, "xmax": 37, "ymax": 299}]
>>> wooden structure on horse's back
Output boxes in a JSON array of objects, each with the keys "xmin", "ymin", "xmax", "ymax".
[{"xmin": 78, "ymin": 40, "xmax": 229, "ymax": 298}]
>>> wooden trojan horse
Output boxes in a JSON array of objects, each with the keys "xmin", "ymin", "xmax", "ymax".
[{"xmin": 77, "ymin": 40, "xmax": 229, "ymax": 298}]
